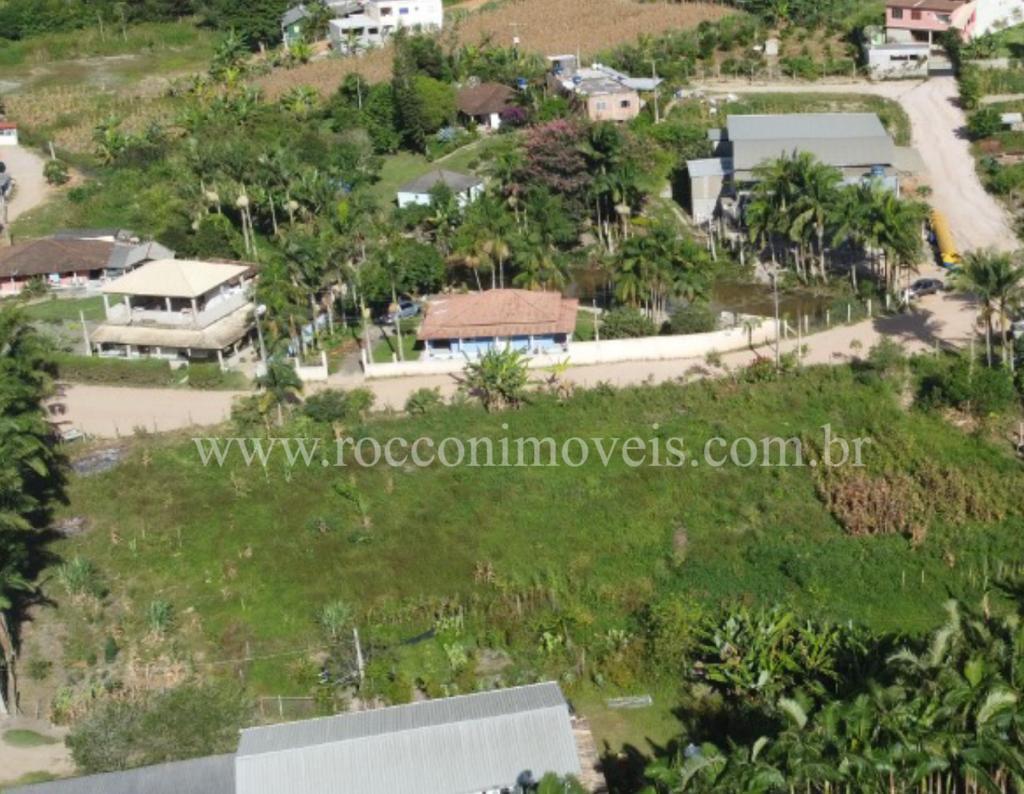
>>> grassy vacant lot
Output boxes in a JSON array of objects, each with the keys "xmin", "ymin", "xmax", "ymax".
[
  {"xmin": 40, "ymin": 365, "xmax": 1024, "ymax": 749},
  {"xmin": 2, "ymin": 21, "xmax": 215, "ymax": 155}
]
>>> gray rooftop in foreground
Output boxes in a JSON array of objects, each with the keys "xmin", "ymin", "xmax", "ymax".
[
  {"xmin": 687, "ymin": 157, "xmax": 732, "ymax": 178},
  {"xmin": 9, "ymin": 754, "xmax": 235, "ymax": 794},
  {"xmin": 727, "ymin": 113, "xmax": 895, "ymax": 172},
  {"xmin": 397, "ymin": 168, "xmax": 484, "ymax": 195},
  {"xmin": 235, "ymin": 682, "xmax": 581, "ymax": 794}
]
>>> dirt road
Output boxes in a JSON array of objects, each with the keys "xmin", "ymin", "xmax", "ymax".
[
  {"xmin": 697, "ymin": 76, "xmax": 1018, "ymax": 252},
  {"xmin": 62, "ymin": 385, "xmax": 244, "ymax": 437},
  {"xmin": 3, "ymin": 145, "xmax": 51, "ymax": 224},
  {"xmin": 0, "ymin": 717, "xmax": 73, "ymax": 787}
]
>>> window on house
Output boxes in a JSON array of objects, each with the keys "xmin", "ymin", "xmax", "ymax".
[
  {"xmin": 938, "ymin": 13, "xmax": 950, "ymax": 22},
  {"xmin": 596, "ymin": 101, "xmax": 608, "ymax": 110},
  {"xmin": 892, "ymin": 7, "xmax": 903, "ymax": 18},
  {"xmin": 620, "ymin": 99, "xmax": 631, "ymax": 108},
  {"xmin": 911, "ymin": 9, "xmax": 921, "ymax": 19},
  {"xmin": 399, "ymin": 7, "xmax": 409, "ymax": 13}
]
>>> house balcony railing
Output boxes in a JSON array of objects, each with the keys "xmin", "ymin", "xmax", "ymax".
[{"xmin": 104, "ymin": 290, "xmax": 250, "ymax": 329}]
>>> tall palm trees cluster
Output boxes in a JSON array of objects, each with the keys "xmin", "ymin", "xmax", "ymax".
[
  {"xmin": 746, "ymin": 153, "xmax": 927, "ymax": 294},
  {"xmin": 648, "ymin": 590, "xmax": 1024, "ymax": 793}
]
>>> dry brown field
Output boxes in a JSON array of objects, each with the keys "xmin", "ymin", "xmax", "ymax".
[{"xmin": 256, "ymin": 0, "xmax": 734, "ymax": 99}]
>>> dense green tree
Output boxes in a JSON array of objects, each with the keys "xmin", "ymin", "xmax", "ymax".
[
  {"xmin": 203, "ymin": 0, "xmax": 290, "ymax": 47},
  {"xmin": 0, "ymin": 307, "xmax": 63, "ymax": 715}
]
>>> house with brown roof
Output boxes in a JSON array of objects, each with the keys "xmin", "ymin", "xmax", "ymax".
[
  {"xmin": 417, "ymin": 288, "xmax": 577, "ymax": 359},
  {"xmin": 0, "ymin": 232, "xmax": 172, "ymax": 295},
  {"xmin": 89, "ymin": 259, "xmax": 257, "ymax": 368},
  {"xmin": 456, "ymin": 82, "xmax": 517, "ymax": 130}
]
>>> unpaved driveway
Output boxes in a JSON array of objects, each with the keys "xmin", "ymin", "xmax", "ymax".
[
  {"xmin": 0, "ymin": 718, "xmax": 73, "ymax": 787},
  {"xmin": 2, "ymin": 145, "xmax": 51, "ymax": 224},
  {"xmin": 697, "ymin": 76, "xmax": 1018, "ymax": 252}
]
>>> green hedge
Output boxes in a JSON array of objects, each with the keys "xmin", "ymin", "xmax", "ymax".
[{"xmin": 54, "ymin": 355, "xmax": 249, "ymax": 390}]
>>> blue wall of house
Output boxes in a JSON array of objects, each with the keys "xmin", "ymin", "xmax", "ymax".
[{"xmin": 445, "ymin": 334, "xmax": 566, "ymax": 357}]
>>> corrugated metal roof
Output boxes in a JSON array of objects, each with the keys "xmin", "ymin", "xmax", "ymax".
[
  {"xmin": 687, "ymin": 157, "xmax": 732, "ymax": 178},
  {"xmin": 235, "ymin": 682, "xmax": 581, "ymax": 794},
  {"xmin": 397, "ymin": 169, "xmax": 483, "ymax": 196},
  {"xmin": 8, "ymin": 754, "xmax": 235, "ymax": 794},
  {"xmin": 727, "ymin": 113, "xmax": 894, "ymax": 172}
]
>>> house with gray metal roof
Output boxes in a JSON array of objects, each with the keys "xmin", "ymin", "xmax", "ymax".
[
  {"xmin": 11, "ymin": 754, "xmax": 235, "ymax": 794},
  {"xmin": 10, "ymin": 683, "xmax": 592, "ymax": 794},
  {"xmin": 727, "ymin": 113, "xmax": 896, "ymax": 181},
  {"xmin": 235, "ymin": 682, "xmax": 582, "ymax": 794},
  {"xmin": 684, "ymin": 112, "xmax": 911, "ymax": 223},
  {"xmin": 396, "ymin": 169, "xmax": 484, "ymax": 209}
]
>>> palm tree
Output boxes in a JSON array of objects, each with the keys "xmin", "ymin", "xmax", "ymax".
[
  {"xmin": 955, "ymin": 250, "xmax": 1004, "ymax": 366},
  {"xmin": 256, "ymin": 354, "xmax": 304, "ymax": 427},
  {"xmin": 958, "ymin": 250, "xmax": 1024, "ymax": 371},
  {"xmin": 791, "ymin": 157, "xmax": 841, "ymax": 282}
]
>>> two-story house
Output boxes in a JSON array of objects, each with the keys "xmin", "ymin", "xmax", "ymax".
[
  {"xmin": 328, "ymin": 0, "xmax": 442, "ymax": 51},
  {"xmin": 89, "ymin": 259, "xmax": 257, "ymax": 369},
  {"xmin": 885, "ymin": 0, "xmax": 967, "ymax": 44}
]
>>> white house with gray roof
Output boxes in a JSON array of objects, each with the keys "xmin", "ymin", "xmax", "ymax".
[
  {"xmin": 12, "ymin": 683, "xmax": 592, "ymax": 794},
  {"xmin": 397, "ymin": 168, "xmax": 484, "ymax": 208}
]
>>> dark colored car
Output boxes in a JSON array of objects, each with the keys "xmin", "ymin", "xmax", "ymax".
[
  {"xmin": 906, "ymin": 278, "xmax": 944, "ymax": 300},
  {"xmin": 380, "ymin": 300, "xmax": 420, "ymax": 324}
]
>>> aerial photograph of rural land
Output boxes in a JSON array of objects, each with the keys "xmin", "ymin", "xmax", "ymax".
[{"xmin": 5, "ymin": 0, "xmax": 1024, "ymax": 791}]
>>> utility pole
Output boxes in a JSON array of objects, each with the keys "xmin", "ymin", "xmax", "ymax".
[
  {"xmin": 771, "ymin": 268, "xmax": 781, "ymax": 370},
  {"xmin": 651, "ymin": 59, "xmax": 660, "ymax": 124},
  {"xmin": 353, "ymin": 627, "xmax": 365, "ymax": 685}
]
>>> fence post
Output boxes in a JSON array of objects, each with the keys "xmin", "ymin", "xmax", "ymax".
[
  {"xmin": 867, "ymin": 299, "xmax": 872, "ymax": 317},
  {"xmin": 278, "ymin": 696, "xmax": 284, "ymax": 718},
  {"xmin": 847, "ymin": 304, "xmax": 852, "ymax": 324},
  {"xmin": 826, "ymin": 309, "xmax": 831, "ymax": 328}
]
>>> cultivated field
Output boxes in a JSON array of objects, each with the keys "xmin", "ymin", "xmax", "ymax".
[{"xmin": 256, "ymin": 0, "xmax": 734, "ymax": 98}]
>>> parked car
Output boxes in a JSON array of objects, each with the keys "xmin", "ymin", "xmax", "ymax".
[
  {"xmin": 379, "ymin": 299, "xmax": 420, "ymax": 324},
  {"xmin": 905, "ymin": 278, "xmax": 944, "ymax": 301}
]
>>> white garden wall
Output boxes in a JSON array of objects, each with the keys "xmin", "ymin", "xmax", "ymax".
[{"xmin": 362, "ymin": 318, "xmax": 775, "ymax": 379}]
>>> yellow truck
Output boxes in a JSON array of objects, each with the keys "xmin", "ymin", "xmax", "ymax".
[{"xmin": 930, "ymin": 209, "xmax": 960, "ymax": 269}]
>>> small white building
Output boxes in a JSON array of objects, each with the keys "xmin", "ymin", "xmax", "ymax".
[
  {"xmin": 396, "ymin": 169, "xmax": 484, "ymax": 209},
  {"xmin": 0, "ymin": 121, "xmax": 18, "ymax": 147},
  {"xmin": 865, "ymin": 41, "xmax": 931, "ymax": 78},
  {"xmin": 329, "ymin": 0, "xmax": 442, "ymax": 51}
]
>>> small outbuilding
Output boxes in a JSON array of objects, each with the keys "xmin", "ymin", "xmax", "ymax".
[
  {"xmin": 456, "ymin": 82, "xmax": 517, "ymax": 130},
  {"xmin": 396, "ymin": 169, "xmax": 484, "ymax": 209},
  {"xmin": 418, "ymin": 288, "xmax": 578, "ymax": 359},
  {"xmin": 0, "ymin": 121, "xmax": 18, "ymax": 147}
]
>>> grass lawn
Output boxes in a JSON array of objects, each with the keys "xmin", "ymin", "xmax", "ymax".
[
  {"xmin": 371, "ymin": 323, "xmax": 421, "ymax": 362},
  {"xmin": 16, "ymin": 295, "xmax": 106, "ymax": 324},
  {"xmin": 2, "ymin": 730, "xmax": 58, "ymax": 748},
  {"xmin": 370, "ymin": 135, "xmax": 512, "ymax": 203},
  {"xmin": 575, "ymin": 309, "xmax": 597, "ymax": 341},
  {"xmin": 40, "ymin": 365, "xmax": 1024, "ymax": 752}
]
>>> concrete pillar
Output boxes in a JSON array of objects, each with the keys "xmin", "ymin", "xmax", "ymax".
[
  {"xmin": 216, "ymin": 349, "xmax": 225, "ymax": 372},
  {"xmin": 165, "ymin": 297, "xmax": 172, "ymax": 312},
  {"xmin": 190, "ymin": 297, "xmax": 199, "ymax": 328},
  {"xmin": 102, "ymin": 293, "xmax": 110, "ymax": 317},
  {"xmin": 125, "ymin": 344, "xmax": 133, "ymax": 359}
]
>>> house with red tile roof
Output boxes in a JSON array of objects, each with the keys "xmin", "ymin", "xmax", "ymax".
[{"xmin": 417, "ymin": 289, "xmax": 577, "ymax": 359}]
